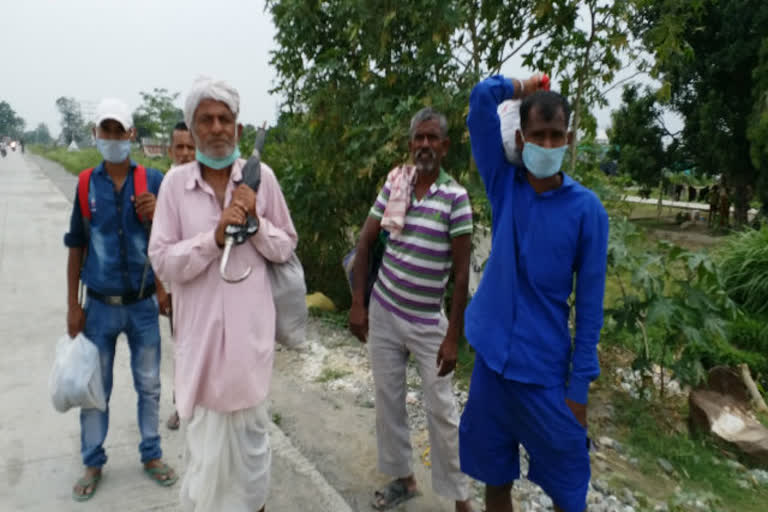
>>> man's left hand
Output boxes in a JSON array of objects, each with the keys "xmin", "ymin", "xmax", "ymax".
[
  {"xmin": 566, "ymin": 398, "xmax": 588, "ymax": 429},
  {"xmin": 436, "ymin": 336, "xmax": 459, "ymax": 377},
  {"xmin": 134, "ymin": 192, "xmax": 157, "ymax": 221},
  {"xmin": 232, "ymin": 184, "xmax": 257, "ymax": 217}
]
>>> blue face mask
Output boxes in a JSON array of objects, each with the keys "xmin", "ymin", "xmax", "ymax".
[
  {"xmin": 96, "ymin": 138, "xmax": 131, "ymax": 163},
  {"xmin": 196, "ymin": 146, "xmax": 240, "ymax": 170},
  {"xmin": 521, "ymin": 137, "xmax": 567, "ymax": 179}
]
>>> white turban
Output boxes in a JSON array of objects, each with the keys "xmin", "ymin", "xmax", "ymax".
[{"xmin": 184, "ymin": 76, "xmax": 240, "ymax": 132}]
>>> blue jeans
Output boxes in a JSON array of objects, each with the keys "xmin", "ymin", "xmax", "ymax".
[{"xmin": 81, "ymin": 296, "xmax": 162, "ymax": 468}]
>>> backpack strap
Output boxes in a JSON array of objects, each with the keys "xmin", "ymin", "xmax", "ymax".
[
  {"xmin": 77, "ymin": 168, "xmax": 95, "ymax": 242},
  {"xmin": 133, "ymin": 165, "xmax": 149, "ymax": 222},
  {"xmin": 77, "ymin": 168, "xmax": 94, "ymax": 221}
]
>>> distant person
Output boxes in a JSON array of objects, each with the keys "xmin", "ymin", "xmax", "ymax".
[
  {"xmin": 168, "ymin": 121, "xmax": 195, "ymax": 168},
  {"xmin": 64, "ymin": 98, "xmax": 176, "ymax": 501},
  {"xmin": 163, "ymin": 121, "xmax": 195, "ymax": 431}
]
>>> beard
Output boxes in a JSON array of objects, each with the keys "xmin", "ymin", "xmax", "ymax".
[{"xmin": 414, "ymin": 147, "xmax": 438, "ymax": 174}]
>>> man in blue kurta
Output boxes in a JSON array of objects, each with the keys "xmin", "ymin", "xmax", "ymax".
[{"xmin": 459, "ymin": 75, "xmax": 609, "ymax": 512}]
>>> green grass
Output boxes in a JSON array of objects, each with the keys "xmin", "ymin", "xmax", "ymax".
[
  {"xmin": 316, "ymin": 367, "xmax": 352, "ymax": 383},
  {"xmin": 611, "ymin": 393, "xmax": 768, "ymax": 511},
  {"xmin": 29, "ymin": 144, "xmax": 171, "ymax": 174}
]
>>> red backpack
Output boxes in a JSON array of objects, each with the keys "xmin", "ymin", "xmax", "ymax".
[{"xmin": 77, "ymin": 165, "xmax": 149, "ymax": 229}]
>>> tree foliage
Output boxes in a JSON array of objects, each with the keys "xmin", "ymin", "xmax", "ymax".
[
  {"xmin": 632, "ymin": 0, "xmax": 768, "ymax": 224},
  {"xmin": 265, "ymin": 0, "xmax": 632, "ymax": 305},
  {"xmin": 0, "ymin": 101, "xmax": 25, "ymax": 139},
  {"xmin": 55, "ymin": 97, "xmax": 86, "ymax": 145},
  {"xmin": 23, "ymin": 123, "xmax": 53, "ymax": 145},
  {"xmin": 133, "ymin": 88, "xmax": 182, "ymax": 141},
  {"xmin": 607, "ymin": 84, "xmax": 669, "ymax": 188}
]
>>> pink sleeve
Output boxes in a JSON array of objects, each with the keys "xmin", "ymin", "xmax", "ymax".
[
  {"xmin": 249, "ymin": 163, "xmax": 298, "ymax": 263},
  {"xmin": 149, "ymin": 173, "xmax": 221, "ymax": 284}
]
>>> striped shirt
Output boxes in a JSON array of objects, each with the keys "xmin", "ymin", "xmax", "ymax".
[{"xmin": 369, "ymin": 169, "xmax": 473, "ymax": 325}]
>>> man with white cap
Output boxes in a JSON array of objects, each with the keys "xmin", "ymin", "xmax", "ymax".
[
  {"xmin": 149, "ymin": 77, "xmax": 297, "ymax": 512},
  {"xmin": 64, "ymin": 98, "xmax": 176, "ymax": 501}
]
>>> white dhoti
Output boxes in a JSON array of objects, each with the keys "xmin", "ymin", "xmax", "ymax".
[{"xmin": 180, "ymin": 402, "xmax": 272, "ymax": 511}]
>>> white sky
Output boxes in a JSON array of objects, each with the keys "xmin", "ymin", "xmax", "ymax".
[{"xmin": 1, "ymin": 0, "xmax": 673, "ymax": 140}]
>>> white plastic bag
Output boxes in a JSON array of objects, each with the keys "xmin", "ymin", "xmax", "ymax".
[
  {"xmin": 49, "ymin": 333, "xmax": 106, "ymax": 412},
  {"xmin": 498, "ymin": 99, "xmax": 522, "ymax": 164},
  {"xmin": 268, "ymin": 252, "xmax": 308, "ymax": 349}
]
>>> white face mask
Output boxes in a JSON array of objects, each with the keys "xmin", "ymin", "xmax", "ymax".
[
  {"xmin": 96, "ymin": 138, "xmax": 131, "ymax": 163},
  {"xmin": 521, "ymin": 136, "xmax": 567, "ymax": 179}
]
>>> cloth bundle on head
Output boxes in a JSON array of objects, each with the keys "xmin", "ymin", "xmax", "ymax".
[
  {"xmin": 381, "ymin": 165, "xmax": 416, "ymax": 236},
  {"xmin": 184, "ymin": 76, "xmax": 240, "ymax": 130}
]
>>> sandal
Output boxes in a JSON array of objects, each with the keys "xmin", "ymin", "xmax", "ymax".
[
  {"xmin": 144, "ymin": 462, "xmax": 178, "ymax": 487},
  {"xmin": 371, "ymin": 479, "xmax": 421, "ymax": 511},
  {"xmin": 72, "ymin": 474, "xmax": 101, "ymax": 502}
]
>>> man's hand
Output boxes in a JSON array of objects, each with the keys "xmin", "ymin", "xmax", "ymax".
[
  {"xmin": 566, "ymin": 398, "xmax": 588, "ymax": 429},
  {"xmin": 67, "ymin": 304, "xmax": 86, "ymax": 339},
  {"xmin": 215, "ymin": 204, "xmax": 248, "ymax": 247},
  {"xmin": 520, "ymin": 74, "xmax": 550, "ymax": 98},
  {"xmin": 436, "ymin": 335, "xmax": 459, "ymax": 377},
  {"xmin": 232, "ymin": 184, "xmax": 257, "ymax": 217},
  {"xmin": 133, "ymin": 192, "xmax": 157, "ymax": 221},
  {"xmin": 157, "ymin": 289, "xmax": 172, "ymax": 317},
  {"xmin": 348, "ymin": 302, "xmax": 368, "ymax": 343}
]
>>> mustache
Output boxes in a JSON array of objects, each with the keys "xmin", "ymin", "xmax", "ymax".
[{"xmin": 415, "ymin": 148, "xmax": 437, "ymax": 160}]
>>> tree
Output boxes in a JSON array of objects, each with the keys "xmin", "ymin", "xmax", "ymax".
[
  {"xmin": 133, "ymin": 88, "xmax": 182, "ymax": 141},
  {"xmin": 56, "ymin": 97, "xmax": 85, "ymax": 145},
  {"xmin": 607, "ymin": 84, "xmax": 670, "ymax": 188},
  {"xmin": 23, "ymin": 123, "xmax": 53, "ymax": 145},
  {"xmin": 0, "ymin": 101, "xmax": 25, "ymax": 138},
  {"xmin": 527, "ymin": 0, "xmax": 638, "ymax": 174},
  {"xmin": 634, "ymin": 0, "xmax": 768, "ymax": 224}
]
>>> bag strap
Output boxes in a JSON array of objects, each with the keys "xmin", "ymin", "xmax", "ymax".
[
  {"xmin": 133, "ymin": 165, "xmax": 149, "ymax": 222},
  {"xmin": 77, "ymin": 168, "xmax": 94, "ymax": 221}
]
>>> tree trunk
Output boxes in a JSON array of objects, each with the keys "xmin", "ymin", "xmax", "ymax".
[
  {"xmin": 568, "ymin": 82, "xmax": 583, "ymax": 174},
  {"xmin": 568, "ymin": 3, "xmax": 596, "ymax": 175},
  {"xmin": 733, "ymin": 183, "xmax": 750, "ymax": 227}
]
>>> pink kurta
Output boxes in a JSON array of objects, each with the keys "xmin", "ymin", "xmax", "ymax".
[{"xmin": 149, "ymin": 159, "xmax": 297, "ymax": 419}]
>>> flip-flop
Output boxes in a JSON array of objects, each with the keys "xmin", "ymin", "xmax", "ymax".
[
  {"xmin": 144, "ymin": 463, "xmax": 178, "ymax": 487},
  {"xmin": 371, "ymin": 479, "xmax": 422, "ymax": 511},
  {"xmin": 72, "ymin": 474, "xmax": 101, "ymax": 502}
]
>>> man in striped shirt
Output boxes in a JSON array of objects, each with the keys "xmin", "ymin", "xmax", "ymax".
[{"xmin": 349, "ymin": 108, "xmax": 474, "ymax": 511}]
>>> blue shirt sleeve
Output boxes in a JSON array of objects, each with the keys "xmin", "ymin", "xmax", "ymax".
[
  {"xmin": 63, "ymin": 185, "xmax": 87, "ymax": 248},
  {"xmin": 467, "ymin": 75, "xmax": 516, "ymax": 200},
  {"xmin": 567, "ymin": 197, "xmax": 610, "ymax": 404}
]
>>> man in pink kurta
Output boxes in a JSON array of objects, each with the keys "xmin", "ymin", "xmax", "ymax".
[{"xmin": 148, "ymin": 77, "xmax": 297, "ymax": 512}]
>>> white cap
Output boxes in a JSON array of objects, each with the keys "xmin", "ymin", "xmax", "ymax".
[{"xmin": 96, "ymin": 98, "xmax": 133, "ymax": 130}]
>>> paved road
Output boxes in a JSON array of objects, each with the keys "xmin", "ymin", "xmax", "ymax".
[{"xmin": 0, "ymin": 151, "xmax": 353, "ymax": 511}]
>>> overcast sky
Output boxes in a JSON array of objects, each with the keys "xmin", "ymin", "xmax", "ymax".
[{"xmin": 1, "ymin": 0, "xmax": 656, "ymax": 140}]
